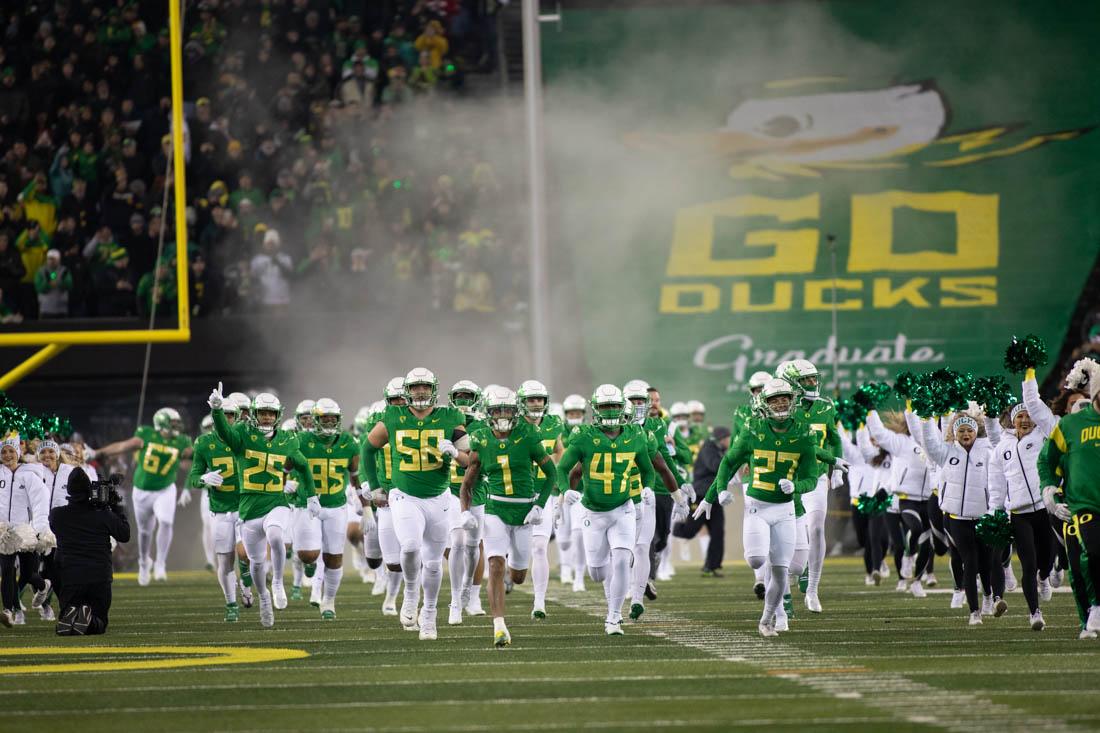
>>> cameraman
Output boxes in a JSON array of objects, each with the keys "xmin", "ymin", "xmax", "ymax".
[{"xmin": 48, "ymin": 468, "xmax": 129, "ymax": 635}]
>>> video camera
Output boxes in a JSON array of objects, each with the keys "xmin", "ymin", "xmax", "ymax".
[{"xmin": 88, "ymin": 473, "xmax": 124, "ymax": 508}]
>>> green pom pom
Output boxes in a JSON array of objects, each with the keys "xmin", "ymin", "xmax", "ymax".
[
  {"xmin": 1003, "ymin": 334, "xmax": 1048, "ymax": 374},
  {"xmin": 853, "ymin": 382, "xmax": 892, "ymax": 411},
  {"xmin": 894, "ymin": 372, "xmax": 918, "ymax": 399},
  {"xmin": 856, "ymin": 491, "xmax": 892, "ymax": 517},
  {"xmin": 972, "ymin": 375, "xmax": 1016, "ymax": 416},
  {"xmin": 976, "ymin": 509, "xmax": 1014, "ymax": 547},
  {"xmin": 836, "ymin": 398, "xmax": 865, "ymax": 432}
]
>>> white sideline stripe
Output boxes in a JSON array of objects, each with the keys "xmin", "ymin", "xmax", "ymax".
[
  {"xmin": 228, "ymin": 719, "xmax": 902, "ymax": 733},
  {"xmin": 540, "ymin": 587, "xmax": 1087, "ymax": 733}
]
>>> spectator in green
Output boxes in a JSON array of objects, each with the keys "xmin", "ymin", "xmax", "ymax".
[
  {"xmin": 191, "ymin": 3, "xmax": 227, "ymax": 54},
  {"xmin": 410, "ymin": 51, "xmax": 439, "ymax": 95},
  {"xmin": 98, "ymin": 9, "xmax": 132, "ymax": 48},
  {"xmin": 82, "ymin": 225, "xmax": 119, "ymax": 273},
  {"xmin": 129, "ymin": 20, "xmax": 156, "ymax": 60},
  {"xmin": 70, "ymin": 140, "xmax": 101, "ymax": 190},
  {"xmin": 137, "ymin": 257, "xmax": 178, "ymax": 317},
  {"xmin": 228, "ymin": 171, "xmax": 264, "ymax": 212},
  {"xmin": 35, "ymin": 248, "xmax": 72, "ymax": 317}
]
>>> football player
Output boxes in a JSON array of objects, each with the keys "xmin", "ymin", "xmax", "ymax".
[
  {"xmin": 693, "ymin": 378, "xmax": 820, "ymax": 637},
  {"xmin": 98, "ymin": 407, "xmax": 193, "ymax": 585},
  {"xmin": 517, "ymin": 379, "xmax": 565, "ymax": 621},
  {"xmin": 445, "ymin": 380, "xmax": 484, "ymax": 625},
  {"xmin": 208, "ymin": 385, "xmax": 317, "ymax": 628},
  {"xmin": 460, "ymin": 386, "xmax": 557, "ymax": 646},
  {"xmin": 360, "ymin": 368, "xmax": 470, "ymax": 641},
  {"xmin": 740, "ymin": 371, "xmax": 774, "ymax": 598}
]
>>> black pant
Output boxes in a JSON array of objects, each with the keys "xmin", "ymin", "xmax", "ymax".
[
  {"xmin": 899, "ymin": 499, "xmax": 933, "ymax": 579},
  {"xmin": 852, "ymin": 507, "xmax": 887, "ymax": 575},
  {"xmin": 945, "ymin": 516, "xmax": 1005, "ymax": 612},
  {"xmin": 649, "ymin": 494, "xmax": 674, "ymax": 580},
  {"xmin": 1075, "ymin": 513, "xmax": 1100, "ymax": 607},
  {"xmin": 1010, "ymin": 509, "xmax": 1055, "ymax": 614},
  {"xmin": 58, "ymin": 580, "xmax": 112, "ymax": 634},
  {"xmin": 0, "ymin": 552, "xmax": 46, "ymax": 611},
  {"xmin": 672, "ymin": 503, "xmax": 725, "ymax": 571},
  {"xmin": 885, "ymin": 512, "xmax": 904, "ymax": 575}
]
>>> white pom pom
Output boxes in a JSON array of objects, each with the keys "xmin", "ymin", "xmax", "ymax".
[
  {"xmin": 36, "ymin": 529, "xmax": 57, "ymax": 554},
  {"xmin": 1065, "ymin": 358, "xmax": 1100, "ymax": 399},
  {"xmin": 13, "ymin": 524, "xmax": 38, "ymax": 552},
  {"xmin": 0, "ymin": 524, "xmax": 16, "ymax": 555}
]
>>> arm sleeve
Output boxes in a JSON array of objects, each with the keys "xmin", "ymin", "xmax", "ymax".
[
  {"xmin": 635, "ymin": 444, "xmax": 656, "ymax": 491},
  {"xmin": 793, "ymin": 442, "xmax": 820, "ymax": 494},
  {"xmin": 556, "ymin": 444, "xmax": 581, "ymax": 494},
  {"xmin": 705, "ymin": 442, "xmax": 748, "ymax": 503},
  {"xmin": 825, "ymin": 418, "xmax": 843, "ymax": 464},
  {"xmin": 1023, "ymin": 369, "xmax": 1058, "ymax": 438},
  {"xmin": 920, "ymin": 418, "xmax": 949, "ymax": 467},
  {"xmin": 211, "ymin": 409, "xmax": 243, "ymax": 453},
  {"xmin": 836, "ymin": 424, "xmax": 866, "ymax": 465},
  {"xmin": 984, "ymin": 416, "xmax": 1003, "ymax": 448},
  {"xmin": 360, "ymin": 439, "xmax": 380, "ymax": 489},
  {"xmin": 289, "ymin": 450, "xmax": 316, "ymax": 498},
  {"xmin": 987, "ymin": 449, "xmax": 1007, "ymax": 511},
  {"xmin": 187, "ymin": 443, "xmax": 208, "ymax": 488},
  {"xmin": 866, "ymin": 410, "xmax": 907, "ymax": 457},
  {"xmin": 855, "ymin": 425, "xmax": 877, "ymax": 462},
  {"xmin": 26, "ymin": 472, "xmax": 50, "ymax": 533},
  {"xmin": 1038, "ymin": 427, "xmax": 1065, "ymax": 487}
]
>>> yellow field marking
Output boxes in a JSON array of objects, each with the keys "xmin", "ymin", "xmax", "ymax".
[
  {"xmin": 114, "ymin": 570, "xmax": 216, "ymax": 581},
  {"xmin": 0, "ymin": 646, "xmax": 309, "ymax": 675}
]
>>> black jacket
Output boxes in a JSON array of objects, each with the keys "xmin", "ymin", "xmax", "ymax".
[
  {"xmin": 692, "ymin": 438, "xmax": 726, "ymax": 499},
  {"xmin": 49, "ymin": 499, "xmax": 130, "ymax": 585}
]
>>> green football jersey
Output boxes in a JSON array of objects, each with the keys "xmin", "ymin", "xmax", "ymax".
[
  {"xmin": 132, "ymin": 425, "xmax": 192, "ymax": 491},
  {"xmin": 626, "ymin": 428, "xmax": 659, "ymax": 498},
  {"xmin": 791, "ymin": 397, "xmax": 842, "ymax": 478},
  {"xmin": 557, "ymin": 423, "xmax": 656, "ymax": 512},
  {"xmin": 470, "ymin": 420, "xmax": 549, "ymax": 525},
  {"xmin": 359, "ymin": 434, "xmax": 395, "ymax": 491},
  {"xmin": 450, "ymin": 415, "xmax": 488, "ymax": 506},
  {"xmin": 705, "ymin": 417, "xmax": 819, "ymax": 505},
  {"xmin": 212, "ymin": 410, "xmax": 315, "ymax": 521},
  {"xmin": 300, "ymin": 431, "xmax": 360, "ymax": 509},
  {"xmin": 187, "ymin": 430, "xmax": 239, "ymax": 514},
  {"xmin": 1040, "ymin": 408, "xmax": 1100, "ymax": 515},
  {"xmin": 382, "ymin": 404, "xmax": 466, "ymax": 498},
  {"xmin": 529, "ymin": 414, "xmax": 564, "ymax": 496}
]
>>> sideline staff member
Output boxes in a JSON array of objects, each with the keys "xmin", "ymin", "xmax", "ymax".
[{"xmin": 49, "ymin": 468, "xmax": 130, "ymax": 635}]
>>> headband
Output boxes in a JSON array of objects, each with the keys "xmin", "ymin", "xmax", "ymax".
[
  {"xmin": 1009, "ymin": 403, "xmax": 1028, "ymax": 422},
  {"xmin": 954, "ymin": 415, "xmax": 978, "ymax": 432},
  {"xmin": 1, "ymin": 437, "xmax": 21, "ymax": 457},
  {"xmin": 37, "ymin": 440, "xmax": 59, "ymax": 456}
]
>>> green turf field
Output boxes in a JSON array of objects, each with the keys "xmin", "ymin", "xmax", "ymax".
[{"xmin": 2, "ymin": 558, "xmax": 1098, "ymax": 732}]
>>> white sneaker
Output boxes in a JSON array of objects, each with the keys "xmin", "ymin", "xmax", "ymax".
[
  {"xmin": 272, "ymin": 582, "xmax": 288, "ymax": 610},
  {"xmin": 871, "ymin": 570, "xmax": 882, "ymax": 586},
  {"xmin": 1038, "ymin": 578, "xmax": 1052, "ymax": 602},
  {"xmin": 950, "ymin": 590, "xmax": 966, "ymax": 609},
  {"xmin": 465, "ymin": 593, "xmax": 486, "ymax": 617},
  {"xmin": 31, "ymin": 579, "xmax": 52, "ymax": 609},
  {"xmin": 561, "ymin": 566, "xmax": 574, "ymax": 584},
  {"xmin": 774, "ymin": 613, "xmax": 789, "ymax": 632},
  {"xmin": 981, "ymin": 595, "xmax": 994, "ymax": 616},
  {"xmin": 13, "ymin": 610, "xmax": 25, "ymax": 625},
  {"xmin": 865, "ymin": 574, "xmax": 875, "ymax": 586},
  {"xmin": 605, "ymin": 620, "xmax": 624, "ymax": 636},
  {"xmin": 0, "ymin": 609, "xmax": 12, "ymax": 627},
  {"xmin": 572, "ymin": 575, "xmax": 587, "ymax": 593},
  {"xmin": 153, "ymin": 564, "xmax": 168, "ymax": 582},
  {"xmin": 758, "ymin": 620, "xmax": 778, "ymax": 638},
  {"xmin": 448, "ymin": 603, "xmax": 463, "ymax": 626},
  {"xmin": 309, "ymin": 578, "xmax": 323, "ymax": 606},
  {"xmin": 656, "ymin": 568, "xmax": 673, "ymax": 582},
  {"xmin": 880, "ymin": 561, "xmax": 890, "ymax": 579},
  {"xmin": 382, "ymin": 596, "xmax": 398, "ymax": 616},
  {"xmin": 259, "ymin": 594, "xmax": 274, "ymax": 627},
  {"xmin": 138, "ymin": 561, "xmax": 152, "ymax": 587},
  {"xmin": 1051, "ymin": 568, "xmax": 1064, "ymax": 588},
  {"xmin": 805, "ymin": 592, "xmax": 822, "ymax": 613},
  {"xmin": 900, "ymin": 554, "xmax": 914, "ymax": 580},
  {"xmin": 38, "ymin": 604, "xmax": 56, "ymax": 621},
  {"xmin": 895, "ymin": 579, "xmax": 908, "ymax": 592},
  {"xmin": 923, "ymin": 573, "xmax": 938, "ymax": 588},
  {"xmin": 1086, "ymin": 606, "xmax": 1100, "ymax": 633},
  {"xmin": 1029, "ymin": 611, "xmax": 1045, "ymax": 631},
  {"xmin": 968, "ymin": 611, "xmax": 982, "ymax": 626},
  {"xmin": 400, "ymin": 601, "xmax": 420, "ymax": 631},
  {"xmin": 371, "ymin": 570, "xmax": 387, "ymax": 596},
  {"xmin": 909, "ymin": 580, "xmax": 927, "ymax": 599},
  {"xmin": 1079, "ymin": 629, "xmax": 1098, "ymax": 640},
  {"xmin": 1004, "ymin": 566, "xmax": 1018, "ymax": 592},
  {"xmin": 419, "ymin": 609, "xmax": 438, "ymax": 640}
]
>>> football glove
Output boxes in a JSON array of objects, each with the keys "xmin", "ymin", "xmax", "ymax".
[
  {"xmin": 200, "ymin": 471, "xmax": 224, "ymax": 487},
  {"xmin": 439, "ymin": 438, "xmax": 458, "ymax": 458},
  {"xmin": 641, "ymin": 487, "xmax": 655, "ymax": 506},
  {"xmin": 360, "ymin": 507, "xmax": 376, "ymax": 533},
  {"xmin": 680, "ymin": 483, "xmax": 696, "ymax": 504},
  {"xmin": 778, "ymin": 478, "xmax": 795, "ymax": 495},
  {"xmin": 563, "ymin": 489, "xmax": 582, "ymax": 506},
  {"xmin": 176, "ymin": 489, "xmax": 192, "ymax": 507},
  {"xmin": 692, "ymin": 500, "xmax": 713, "ymax": 521},
  {"xmin": 371, "ymin": 488, "xmax": 389, "ymax": 508},
  {"xmin": 1043, "ymin": 486, "xmax": 1071, "ymax": 522},
  {"xmin": 283, "ymin": 479, "xmax": 299, "ymax": 496},
  {"xmin": 634, "ymin": 501, "xmax": 643, "ymax": 522},
  {"xmin": 461, "ymin": 510, "xmax": 479, "ymax": 533},
  {"xmin": 671, "ymin": 501, "xmax": 688, "ymax": 523},
  {"xmin": 717, "ymin": 489, "xmax": 735, "ymax": 506},
  {"xmin": 208, "ymin": 381, "xmax": 224, "ymax": 409},
  {"xmin": 307, "ymin": 495, "xmax": 322, "ymax": 518},
  {"xmin": 523, "ymin": 505, "xmax": 544, "ymax": 526},
  {"xmin": 834, "ymin": 457, "xmax": 851, "ymax": 473}
]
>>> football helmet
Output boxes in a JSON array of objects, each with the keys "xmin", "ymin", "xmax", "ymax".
[
  {"xmin": 748, "ymin": 371, "xmax": 772, "ymax": 394},
  {"xmin": 484, "ymin": 385, "xmax": 519, "ymax": 433},
  {"xmin": 669, "ymin": 401, "xmax": 690, "ymax": 427},
  {"xmin": 686, "ymin": 399, "xmax": 706, "ymax": 421},
  {"xmin": 295, "ymin": 399, "xmax": 316, "ymax": 432},
  {"xmin": 153, "ymin": 407, "xmax": 182, "ymax": 436},
  {"xmin": 591, "ymin": 384, "xmax": 626, "ymax": 429},
  {"xmin": 760, "ymin": 379, "xmax": 795, "ymax": 422},
  {"xmin": 622, "ymin": 379, "xmax": 650, "ymax": 425},
  {"xmin": 281, "ymin": 418, "xmax": 298, "ymax": 432},
  {"xmin": 384, "ymin": 377, "xmax": 406, "ymax": 405},
  {"xmin": 548, "ymin": 402, "xmax": 564, "ymax": 420},
  {"xmin": 228, "ymin": 392, "xmax": 251, "ymax": 418},
  {"xmin": 778, "ymin": 359, "xmax": 820, "ymax": 399},
  {"xmin": 449, "ymin": 380, "xmax": 481, "ymax": 415},
  {"xmin": 251, "ymin": 393, "xmax": 283, "ymax": 430},
  {"xmin": 201, "ymin": 414, "xmax": 214, "ymax": 433},
  {"xmin": 353, "ymin": 406, "xmax": 372, "ymax": 436},
  {"xmin": 517, "ymin": 380, "xmax": 550, "ymax": 419},
  {"xmin": 562, "ymin": 393, "xmax": 587, "ymax": 426},
  {"xmin": 403, "ymin": 367, "xmax": 437, "ymax": 409},
  {"xmin": 313, "ymin": 398, "xmax": 342, "ymax": 436}
]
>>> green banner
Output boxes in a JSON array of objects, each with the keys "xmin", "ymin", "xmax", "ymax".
[{"xmin": 543, "ymin": 1, "xmax": 1099, "ymax": 417}]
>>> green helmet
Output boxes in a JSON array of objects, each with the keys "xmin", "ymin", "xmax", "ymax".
[
  {"xmin": 404, "ymin": 367, "xmax": 438, "ymax": 409},
  {"xmin": 591, "ymin": 384, "xmax": 626, "ymax": 429},
  {"xmin": 449, "ymin": 380, "xmax": 481, "ymax": 415},
  {"xmin": 153, "ymin": 407, "xmax": 182, "ymax": 436}
]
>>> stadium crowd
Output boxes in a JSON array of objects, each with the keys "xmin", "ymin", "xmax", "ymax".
[{"xmin": 0, "ymin": 0, "xmax": 520, "ymax": 323}]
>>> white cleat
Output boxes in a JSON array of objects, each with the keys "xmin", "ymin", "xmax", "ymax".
[
  {"xmin": 272, "ymin": 582, "xmax": 288, "ymax": 610},
  {"xmin": 1078, "ymin": 629, "xmax": 1097, "ymax": 640},
  {"xmin": 1004, "ymin": 566, "xmax": 1018, "ymax": 593},
  {"xmin": 309, "ymin": 577, "xmax": 323, "ymax": 606},
  {"xmin": 13, "ymin": 610, "xmax": 25, "ymax": 625},
  {"xmin": 968, "ymin": 611, "xmax": 983, "ymax": 626},
  {"xmin": 895, "ymin": 579, "xmax": 909, "ymax": 592},
  {"xmin": 805, "ymin": 593, "xmax": 822, "ymax": 613},
  {"xmin": 465, "ymin": 593, "xmax": 486, "ymax": 617},
  {"xmin": 31, "ymin": 579, "xmax": 52, "ymax": 609},
  {"xmin": 418, "ymin": 609, "xmax": 438, "ymax": 640},
  {"xmin": 259, "ymin": 594, "xmax": 275, "ymax": 627},
  {"xmin": 879, "ymin": 562, "xmax": 890, "ymax": 579},
  {"xmin": 153, "ymin": 564, "xmax": 168, "ymax": 582},
  {"xmin": 371, "ymin": 571, "xmax": 387, "ymax": 596},
  {"xmin": 1038, "ymin": 578, "xmax": 1053, "ymax": 602},
  {"xmin": 909, "ymin": 580, "xmax": 928, "ymax": 599},
  {"xmin": 560, "ymin": 566, "xmax": 574, "ymax": 584},
  {"xmin": 871, "ymin": 570, "xmax": 882, "ymax": 586},
  {"xmin": 400, "ymin": 602, "xmax": 420, "ymax": 631},
  {"xmin": 138, "ymin": 561, "xmax": 152, "ymax": 587},
  {"xmin": 239, "ymin": 585, "xmax": 254, "ymax": 608},
  {"xmin": 605, "ymin": 620, "xmax": 624, "ymax": 636},
  {"xmin": 1086, "ymin": 606, "xmax": 1100, "ymax": 633},
  {"xmin": 320, "ymin": 599, "xmax": 336, "ymax": 620},
  {"xmin": 571, "ymin": 576, "xmax": 587, "ymax": 593},
  {"xmin": 382, "ymin": 595, "xmax": 398, "ymax": 616},
  {"xmin": 950, "ymin": 590, "xmax": 966, "ymax": 609},
  {"xmin": 758, "ymin": 621, "xmax": 778, "ymax": 638},
  {"xmin": 923, "ymin": 573, "xmax": 938, "ymax": 588},
  {"xmin": 993, "ymin": 597, "xmax": 1008, "ymax": 617},
  {"xmin": 900, "ymin": 554, "xmax": 914, "ymax": 580},
  {"xmin": 656, "ymin": 568, "xmax": 673, "ymax": 582},
  {"xmin": 1029, "ymin": 611, "xmax": 1045, "ymax": 631},
  {"xmin": 864, "ymin": 574, "xmax": 875, "ymax": 586},
  {"xmin": 774, "ymin": 613, "xmax": 789, "ymax": 632},
  {"xmin": 448, "ymin": 603, "xmax": 463, "ymax": 626}
]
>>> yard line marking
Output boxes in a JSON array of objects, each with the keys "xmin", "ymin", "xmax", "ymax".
[{"xmin": 0, "ymin": 646, "xmax": 307, "ymax": 675}]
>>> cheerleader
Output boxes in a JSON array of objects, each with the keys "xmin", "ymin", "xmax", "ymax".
[
  {"xmin": 921, "ymin": 414, "xmax": 1004, "ymax": 625},
  {"xmin": 30, "ymin": 440, "xmax": 72, "ymax": 621},
  {"xmin": 0, "ymin": 437, "xmax": 51, "ymax": 627},
  {"xmin": 987, "ymin": 404, "xmax": 1051, "ymax": 630},
  {"xmin": 838, "ymin": 424, "xmax": 879, "ymax": 584}
]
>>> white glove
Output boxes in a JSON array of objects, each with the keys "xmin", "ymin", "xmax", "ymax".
[
  {"xmin": 563, "ymin": 489, "xmax": 581, "ymax": 506},
  {"xmin": 634, "ymin": 502, "xmax": 643, "ymax": 521},
  {"xmin": 671, "ymin": 501, "xmax": 688, "ymax": 523},
  {"xmin": 1043, "ymin": 486, "xmax": 1071, "ymax": 522},
  {"xmin": 831, "ymin": 468, "xmax": 846, "ymax": 489},
  {"xmin": 283, "ymin": 479, "xmax": 299, "ymax": 496},
  {"xmin": 461, "ymin": 510, "xmax": 479, "ymax": 532},
  {"xmin": 200, "ymin": 470, "xmax": 224, "ymax": 487},
  {"xmin": 439, "ymin": 438, "xmax": 458, "ymax": 458},
  {"xmin": 641, "ymin": 487, "xmax": 655, "ymax": 506},
  {"xmin": 36, "ymin": 529, "xmax": 57, "ymax": 554},
  {"xmin": 358, "ymin": 486, "xmax": 372, "ymax": 500},
  {"xmin": 307, "ymin": 495, "xmax": 322, "ymax": 518},
  {"xmin": 360, "ymin": 506, "xmax": 376, "ymax": 532},
  {"xmin": 523, "ymin": 505, "xmax": 544, "ymax": 526},
  {"xmin": 351, "ymin": 498, "xmax": 364, "ymax": 516},
  {"xmin": 371, "ymin": 488, "xmax": 389, "ymax": 508},
  {"xmin": 692, "ymin": 500, "xmax": 712, "ymax": 520},
  {"xmin": 717, "ymin": 489, "xmax": 735, "ymax": 507},
  {"xmin": 778, "ymin": 478, "xmax": 795, "ymax": 495},
  {"xmin": 176, "ymin": 489, "xmax": 193, "ymax": 507},
  {"xmin": 834, "ymin": 457, "xmax": 851, "ymax": 473},
  {"xmin": 208, "ymin": 380, "xmax": 224, "ymax": 409},
  {"xmin": 680, "ymin": 483, "xmax": 696, "ymax": 503}
]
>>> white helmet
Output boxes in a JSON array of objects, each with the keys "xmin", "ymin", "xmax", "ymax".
[
  {"xmin": 251, "ymin": 393, "xmax": 283, "ymax": 430},
  {"xmin": 313, "ymin": 398, "xmax": 342, "ymax": 436},
  {"xmin": 449, "ymin": 380, "xmax": 481, "ymax": 415},
  {"xmin": 622, "ymin": 379, "xmax": 650, "ymax": 424},
  {"xmin": 778, "ymin": 359, "xmax": 821, "ymax": 399},
  {"xmin": 517, "ymin": 380, "xmax": 550, "ymax": 419},
  {"xmin": 548, "ymin": 402, "xmax": 564, "ymax": 420},
  {"xmin": 404, "ymin": 367, "xmax": 438, "ymax": 409},
  {"xmin": 295, "ymin": 399, "xmax": 316, "ymax": 431},
  {"xmin": 153, "ymin": 407, "xmax": 182, "ymax": 436},
  {"xmin": 484, "ymin": 385, "xmax": 519, "ymax": 433},
  {"xmin": 759, "ymin": 378, "xmax": 796, "ymax": 422},
  {"xmin": 562, "ymin": 393, "xmax": 587, "ymax": 426},
  {"xmin": 748, "ymin": 371, "xmax": 772, "ymax": 393},
  {"xmin": 281, "ymin": 418, "xmax": 298, "ymax": 432},
  {"xmin": 370, "ymin": 399, "xmax": 386, "ymax": 414},
  {"xmin": 591, "ymin": 384, "xmax": 626, "ymax": 428},
  {"xmin": 228, "ymin": 392, "xmax": 251, "ymax": 414},
  {"xmin": 384, "ymin": 377, "xmax": 406, "ymax": 404},
  {"xmin": 686, "ymin": 399, "xmax": 705, "ymax": 416},
  {"xmin": 669, "ymin": 401, "xmax": 690, "ymax": 420},
  {"xmin": 201, "ymin": 414, "xmax": 214, "ymax": 433}
]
